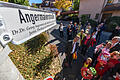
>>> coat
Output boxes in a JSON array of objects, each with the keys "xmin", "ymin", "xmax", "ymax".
[
  {"xmin": 89, "ymin": 38, "xmax": 96, "ymax": 47},
  {"xmin": 81, "ymin": 37, "xmax": 91, "ymax": 48},
  {"xmin": 109, "ymin": 43, "xmax": 120, "ymax": 53},
  {"xmin": 67, "ymin": 27, "xmax": 72, "ymax": 35},
  {"xmin": 102, "ymin": 63, "xmax": 120, "ymax": 80},
  {"xmin": 101, "ymin": 58, "xmax": 120, "ymax": 76},
  {"xmin": 95, "ymin": 62, "xmax": 105, "ymax": 76},
  {"xmin": 77, "ymin": 32, "xmax": 86, "ymax": 45},
  {"xmin": 81, "ymin": 37, "xmax": 96, "ymax": 48}
]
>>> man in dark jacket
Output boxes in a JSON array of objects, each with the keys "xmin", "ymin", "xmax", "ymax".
[
  {"xmin": 96, "ymin": 23, "xmax": 105, "ymax": 43},
  {"xmin": 109, "ymin": 26, "xmax": 120, "ymax": 40},
  {"xmin": 67, "ymin": 24, "xmax": 72, "ymax": 40},
  {"xmin": 110, "ymin": 36, "xmax": 120, "ymax": 53}
]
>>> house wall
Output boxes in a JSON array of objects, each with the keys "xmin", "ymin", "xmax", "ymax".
[
  {"xmin": 103, "ymin": 10, "xmax": 120, "ymax": 16},
  {"xmin": 113, "ymin": 0, "xmax": 119, "ymax": 3},
  {"xmin": 101, "ymin": 10, "xmax": 120, "ymax": 22},
  {"xmin": 112, "ymin": 11, "xmax": 120, "ymax": 16},
  {"xmin": 79, "ymin": 0, "xmax": 106, "ymax": 21}
]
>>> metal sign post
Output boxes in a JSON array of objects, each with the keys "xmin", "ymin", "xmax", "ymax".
[{"xmin": 0, "ymin": 45, "xmax": 24, "ymax": 80}]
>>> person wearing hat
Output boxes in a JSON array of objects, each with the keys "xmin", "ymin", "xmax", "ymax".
[
  {"xmin": 77, "ymin": 29, "xmax": 86, "ymax": 46},
  {"xmin": 85, "ymin": 23, "xmax": 92, "ymax": 34},
  {"xmin": 110, "ymin": 36, "xmax": 120, "ymax": 53},
  {"xmin": 83, "ymin": 57, "xmax": 92, "ymax": 68},
  {"xmin": 80, "ymin": 33, "xmax": 91, "ymax": 56}
]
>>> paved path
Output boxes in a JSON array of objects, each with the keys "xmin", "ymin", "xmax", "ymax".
[
  {"xmin": 47, "ymin": 24, "xmax": 67, "ymax": 66},
  {"xmin": 47, "ymin": 21, "xmax": 112, "ymax": 80}
]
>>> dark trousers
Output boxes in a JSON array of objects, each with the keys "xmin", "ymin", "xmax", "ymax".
[
  {"xmin": 96, "ymin": 31, "xmax": 101, "ymax": 43},
  {"xmin": 67, "ymin": 34, "xmax": 72, "ymax": 40},
  {"xmin": 92, "ymin": 49, "xmax": 101, "ymax": 66},
  {"xmin": 81, "ymin": 45, "xmax": 88, "ymax": 56},
  {"xmin": 92, "ymin": 53, "xmax": 99, "ymax": 66},
  {"xmin": 68, "ymin": 54, "xmax": 73, "ymax": 67},
  {"xmin": 60, "ymin": 31, "xmax": 63, "ymax": 37}
]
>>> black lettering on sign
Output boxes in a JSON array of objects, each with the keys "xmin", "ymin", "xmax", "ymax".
[
  {"xmin": 19, "ymin": 28, "xmax": 25, "ymax": 33},
  {"xmin": 30, "ymin": 14, "xmax": 35, "ymax": 24},
  {"xmin": 12, "ymin": 30, "xmax": 19, "ymax": 35},
  {"xmin": 25, "ymin": 14, "xmax": 31, "ymax": 23},
  {"xmin": 18, "ymin": 10, "xmax": 26, "ymax": 24},
  {"xmin": 18, "ymin": 9, "xmax": 55, "ymax": 25}
]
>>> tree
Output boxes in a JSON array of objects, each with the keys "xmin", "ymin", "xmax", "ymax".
[
  {"xmin": 72, "ymin": 0, "xmax": 80, "ymax": 11},
  {"xmin": 0, "ymin": 0, "xmax": 9, "ymax": 2},
  {"xmin": 23, "ymin": 0, "xmax": 30, "ymax": 6},
  {"xmin": 8, "ymin": 0, "xmax": 30, "ymax": 6},
  {"xmin": 54, "ymin": 0, "xmax": 72, "ymax": 11}
]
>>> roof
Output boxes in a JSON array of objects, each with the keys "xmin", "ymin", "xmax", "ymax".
[
  {"xmin": 61, "ymin": 11, "xmax": 79, "ymax": 15},
  {"xmin": 103, "ymin": 3, "xmax": 120, "ymax": 11}
]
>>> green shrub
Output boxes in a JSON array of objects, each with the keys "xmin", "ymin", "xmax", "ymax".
[
  {"xmin": 105, "ymin": 22, "xmax": 118, "ymax": 32},
  {"xmin": 105, "ymin": 16, "xmax": 120, "ymax": 25},
  {"xmin": 105, "ymin": 16, "xmax": 120, "ymax": 32},
  {"xmin": 80, "ymin": 15, "xmax": 98, "ymax": 27},
  {"xmin": 88, "ymin": 19, "xmax": 98, "ymax": 27},
  {"xmin": 57, "ymin": 16, "xmax": 62, "ymax": 20},
  {"xmin": 24, "ymin": 32, "xmax": 49, "ymax": 54},
  {"xmin": 80, "ymin": 15, "xmax": 88, "ymax": 25}
]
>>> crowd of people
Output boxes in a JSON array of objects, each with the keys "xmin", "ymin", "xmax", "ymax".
[{"xmin": 59, "ymin": 21, "xmax": 120, "ymax": 80}]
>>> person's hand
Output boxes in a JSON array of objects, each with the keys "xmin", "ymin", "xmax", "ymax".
[{"xmin": 116, "ymin": 72, "xmax": 120, "ymax": 79}]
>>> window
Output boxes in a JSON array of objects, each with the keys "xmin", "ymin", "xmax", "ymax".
[{"xmin": 95, "ymin": 14, "xmax": 99, "ymax": 19}]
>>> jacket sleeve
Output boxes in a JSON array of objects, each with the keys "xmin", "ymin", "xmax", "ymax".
[{"xmin": 110, "ymin": 43, "xmax": 120, "ymax": 53}]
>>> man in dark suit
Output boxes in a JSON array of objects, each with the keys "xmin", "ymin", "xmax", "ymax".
[{"xmin": 110, "ymin": 36, "xmax": 120, "ymax": 53}]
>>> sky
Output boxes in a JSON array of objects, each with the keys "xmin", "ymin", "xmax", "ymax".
[{"xmin": 29, "ymin": 0, "xmax": 42, "ymax": 5}]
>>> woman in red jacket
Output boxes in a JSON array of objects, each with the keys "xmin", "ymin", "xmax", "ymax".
[
  {"xmin": 80, "ymin": 32, "xmax": 96, "ymax": 56},
  {"xmin": 95, "ymin": 42, "xmax": 112, "ymax": 79},
  {"xmin": 101, "ymin": 51, "xmax": 120, "ymax": 76}
]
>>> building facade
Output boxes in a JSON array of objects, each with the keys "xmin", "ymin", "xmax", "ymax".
[
  {"xmin": 79, "ymin": 0, "xmax": 120, "ymax": 22},
  {"xmin": 102, "ymin": 0, "xmax": 120, "ymax": 21},
  {"xmin": 32, "ymin": 0, "xmax": 61, "ymax": 13}
]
